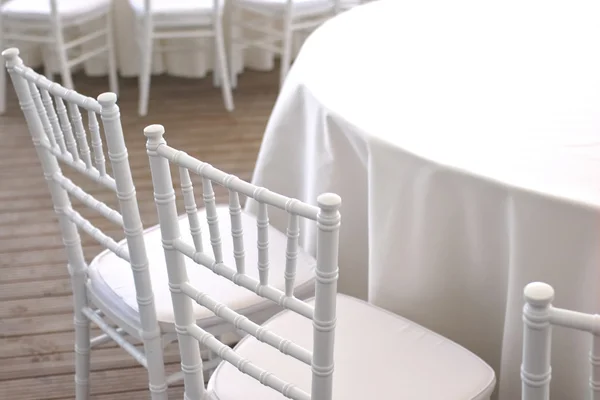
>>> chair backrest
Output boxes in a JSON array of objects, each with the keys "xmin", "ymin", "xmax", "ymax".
[
  {"xmin": 2, "ymin": 47, "xmax": 162, "ymax": 354},
  {"xmin": 144, "ymin": 124, "xmax": 341, "ymax": 400},
  {"xmin": 522, "ymin": 282, "xmax": 600, "ymax": 399}
]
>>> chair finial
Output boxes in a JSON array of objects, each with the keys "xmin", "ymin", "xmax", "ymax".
[
  {"xmin": 2, "ymin": 48, "xmax": 21, "ymax": 68},
  {"xmin": 524, "ymin": 282, "xmax": 554, "ymax": 306},
  {"xmin": 144, "ymin": 124, "xmax": 166, "ymax": 140},
  {"xmin": 317, "ymin": 193, "xmax": 342, "ymax": 210},
  {"xmin": 97, "ymin": 92, "xmax": 118, "ymax": 107},
  {"xmin": 2, "ymin": 47, "xmax": 19, "ymax": 60}
]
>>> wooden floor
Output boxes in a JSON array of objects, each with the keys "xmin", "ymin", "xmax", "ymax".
[{"xmin": 0, "ymin": 69, "xmax": 279, "ymax": 399}]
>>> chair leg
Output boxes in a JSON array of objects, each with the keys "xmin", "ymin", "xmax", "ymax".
[
  {"xmin": 74, "ymin": 310, "xmax": 91, "ymax": 400},
  {"xmin": 53, "ymin": 27, "xmax": 74, "ymax": 89},
  {"xmin": 214, "ymin": 22, "xmax": 234, "ymax": 111},
  {"xmin": 279, "ymin": 22, "xmax": 294, "ymax": 89},
  {"xmin": 144, "ymin": 335, "xmax": 169, "ymax": 400},
  {"xmin": 138, "ymin": 18, "xmax": 153, "ymax": 117},
  {"xmin": 42, "ymin": 46, "xmax": 54, "ymax": 80},
  {"xmin": 0, "ymin": 33, "xmax": 6, "ymax": 114},
  {"xmin": 213, "ymin": 40, "xmax": 221, "ymax": 88},
  {"xmin": 105, "ymin": 11, "xmax": 119, "ymax": 96},
  {"xmin": 228, "ymin": 4, "xmax": 240, "ymax": 90},
  {"xmin": 70, "ymin": 268, "xmax": 91, "ymax": 400}
]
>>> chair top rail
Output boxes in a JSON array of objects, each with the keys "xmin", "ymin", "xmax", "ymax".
[
  {"xmin": 524, "ymin": 282, "xmax": 600, "ymax": 334},
  {"xmin": 3, "ymin": 48, "xmax": 102, "ymax": 113},
  {"xmin": 151, "ymin": 137, "xmax": 319, "ymax": 221}
]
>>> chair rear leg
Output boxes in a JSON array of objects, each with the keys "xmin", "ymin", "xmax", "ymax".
[
  {"xmin": 214, "ymin": 22, "xmax": 234, "ymax": 111},
  {"xmin": 0, "ymin": 19, "xmax": 6, "ymax": 114},
  {"xmin": 71, "ymin": 270, "xmax": 91, "ymax": 400},
  {"xmin": 105, "ymin": 11, "xmax": 119, "ymax": 96},
  {"xmin": 137, "ymin": 18, "xmax": 153, "ymax": 117},
  {"xmin": 279, "ymin": 22, "xmax": 293, "ymax": 89},
  {"xmin": 53, "ymin": 26, "xmax": 74, "ymax": 89}
]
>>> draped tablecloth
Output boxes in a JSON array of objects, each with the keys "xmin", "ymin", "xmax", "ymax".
[{"xmin": 246, "ymin": 0, "xmax": 600, "ymax": 398}]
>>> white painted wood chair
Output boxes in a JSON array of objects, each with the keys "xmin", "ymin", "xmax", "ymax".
[
  {"xmin": 0, "ymin": 0, "xmax": 118, "ymax": 114},
  {"xmin": 3, "ymin": 48, "xmax": 315, "ymax": 399},
  {"xmin": 228, "ymin": 0, "xmax": 340, "ymax": 89},
  {"xmin": 144, "ymin": 123, "xmax": 498, "ymax": 400},
  {"xmin": 129, "ymin": 0, "xmax": 234, "ymax": 116},
  {"xmin": 522, "ymin": 282, "xmax": 600, "ymax": 399}
]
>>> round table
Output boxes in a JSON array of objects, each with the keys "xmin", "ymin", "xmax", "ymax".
[{"xmin": 246, "ymin": 0, "xmax": 600, "ymax": 398}]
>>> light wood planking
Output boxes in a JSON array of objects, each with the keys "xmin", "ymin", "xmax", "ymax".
[{"xmin": 0, "ymin": 68, "xmax": 279, "ymax": 399}]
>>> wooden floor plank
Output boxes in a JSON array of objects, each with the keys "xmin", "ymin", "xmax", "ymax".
[{"xmin": 0, "ymin": 67, "xmax": 276, "ymax": 397}]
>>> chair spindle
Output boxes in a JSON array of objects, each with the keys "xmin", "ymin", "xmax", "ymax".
[
  {"xmin": 41, "ymin": 88, "xmax": 67, "ymax": 153},
  {"xmin": 201, "ymin": 176, "xmax": 223, "ymax": 263},
  {"xmin": 67, "ymin": 102, "xmax": 93, "ymax": 170},
  {"xmin": 54, "ymin": 95, "xmax": 80, "ymax": 161},
  {"xmin": 179, "ymin": 166, "xmax": 204, "ymax": 252},
  {"xmin": 228, "ymin": 189, "xmax": 245, "ymax": 274},
  {"xmin": 284, "ymin": 213, "xmax": 299, "ymax": 297}
]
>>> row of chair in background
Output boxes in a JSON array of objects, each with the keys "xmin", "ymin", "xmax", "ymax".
[
  {"xmin": 5, "ymin": 46, "xmax": 600, "ymax": 400},
  {"xmin": 0, "ymin": 0, "xmax": 372, "ymax": 117},
  {"xmin": 4, "ymin": 49, "xmax": 496, "ymax": 400}
]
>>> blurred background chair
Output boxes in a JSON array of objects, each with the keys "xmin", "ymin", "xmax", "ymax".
[{"xmin": 0, "ymin": 0, "xmax": 118, "ymax": 114}]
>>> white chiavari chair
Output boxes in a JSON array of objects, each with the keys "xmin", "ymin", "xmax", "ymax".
[
  {"xmin": 3, "ymin": 47, "xmax": 166, "ymax": 400},
  {"xmin": 129, "ymin": 0, "xmax": 234, "ymax": 116},
  {"xmin": 228, "ymin": 0, "xmax": 340, "ymax": 90},
  {"xmin": 144, "ymin": 123, "xmax": 498, "ymax": 400},
  {"xmin": 4, "ymin": 47, "xmax": 316, "ymax": 399},
  {"xmin": 0, "ymin": 0, "xmax": 118, "ymax": 114},
  {"xmin": 522, "ymin": 282, "xmax": 600, "ymax": 399}
]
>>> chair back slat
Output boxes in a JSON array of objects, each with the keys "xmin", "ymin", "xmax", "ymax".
[
  {"xmin": 41, "ymin": 88, "xmax": 68, "ymax": 153},
  {"xmin": 202, "ymin": 176, "xmax": 224, "ymax": 263},
  {"xmin": 54, "ymin": 173, "xmax": 124, "ymax": 226},
  {"xmin": 87, "ymin": 110, "xmax": 107, "ymax": 176},
  {"xmin": 188, "ymin": 320, "xmax": 311, "ymax": 400},
  {"xmin": 522, "ymin": 282, "xmax": 600, "ymax": 400},
  {"xmin": 181, "ymin": 281, "xmax": 312, "ymax": 364},
  {"xmin": 28, "ymin": 82, "xmax": 58, "ymax": 148},
  {"xmin": 257, "ymin": 202, "xmax": 270, "ymax": 285},
  {"xmin": 145, "ymin": 124, "xmax": 340, "ymax": 400},
  {"xmin": 179, "ymin": 166, "xmax": 204, "ymax": 252},
  {"xmin": 64, "ymin": 207, "xmax": 130, "ymax": 262},
  {"xmin": 173, "ymin": 236, "xmax": 314, "ymax": 318},
  {"xmin": 54, "ymin": 95, "xmax": 80, "ymax": 161},
  {"xmin": 228, "ymin": 189, "xmax": 245, "ymax": 274},
  {"xmin": 67, "ymin": 102, "xmax": 94, "ymax": 170},
  {"xmin": 285, "ymin": 213, "xmax": 300, "ymax": 297}
]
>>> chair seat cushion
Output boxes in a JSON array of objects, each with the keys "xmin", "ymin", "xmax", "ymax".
[
  {"xmin": 237, "ymin": 0, "xmax": 334, "ymax": 16},
  {"xmin": 1, "ymin": 0, "xmax": 111, "ymax": 20},
  {"xmin": 88, "ymin": 205, "xmax": 316, "ymax": 325},
  {"xmin": 209, "ymin": 295, "xmax": 496, "ymax": 400},
  {"xmin": 128, "ymin": 0, "xmax": 219, "ymax": 17}
]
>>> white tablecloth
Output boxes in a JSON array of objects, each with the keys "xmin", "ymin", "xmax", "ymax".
[{"xmin": 246, "ymin": 0, "xmax": 600, "ymax": 398}]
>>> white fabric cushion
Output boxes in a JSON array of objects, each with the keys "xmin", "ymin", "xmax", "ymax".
[
  {"xmin": 88, "ymin": 206, "xmax": 316, "ymax": 324},
  {"xmin": 1, "ymin": 0, "xmax": 111, "ymax": 20},
  {"xmin": 237, "ymin": 0, "xmax": 334, "ymax": 16},
  {"xmin": 128, "ymin": 0, "xmax": 219, "ymax": 17},
  {"xmin": 210, "ymin": 295, "xmax": 496, "ymax": 400}
]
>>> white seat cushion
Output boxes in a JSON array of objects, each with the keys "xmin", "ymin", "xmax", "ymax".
[
  {"xmin": 128, "ymin": 0, "xmax": 219, "ymax": 17},
  {"xmin": 1, "ymin": 0, "xmax": 111, "ymax": 21},
  {"xmin": 88, "ymin": 206, "xmax": 316, "ymax": 325},
  {"xmin": 209, "ymin": 295, "xmax": 496, "ymax": 400},
  {"xmin": 237, "ymin": 0, "xmax": 334, "ymax": 16}
]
